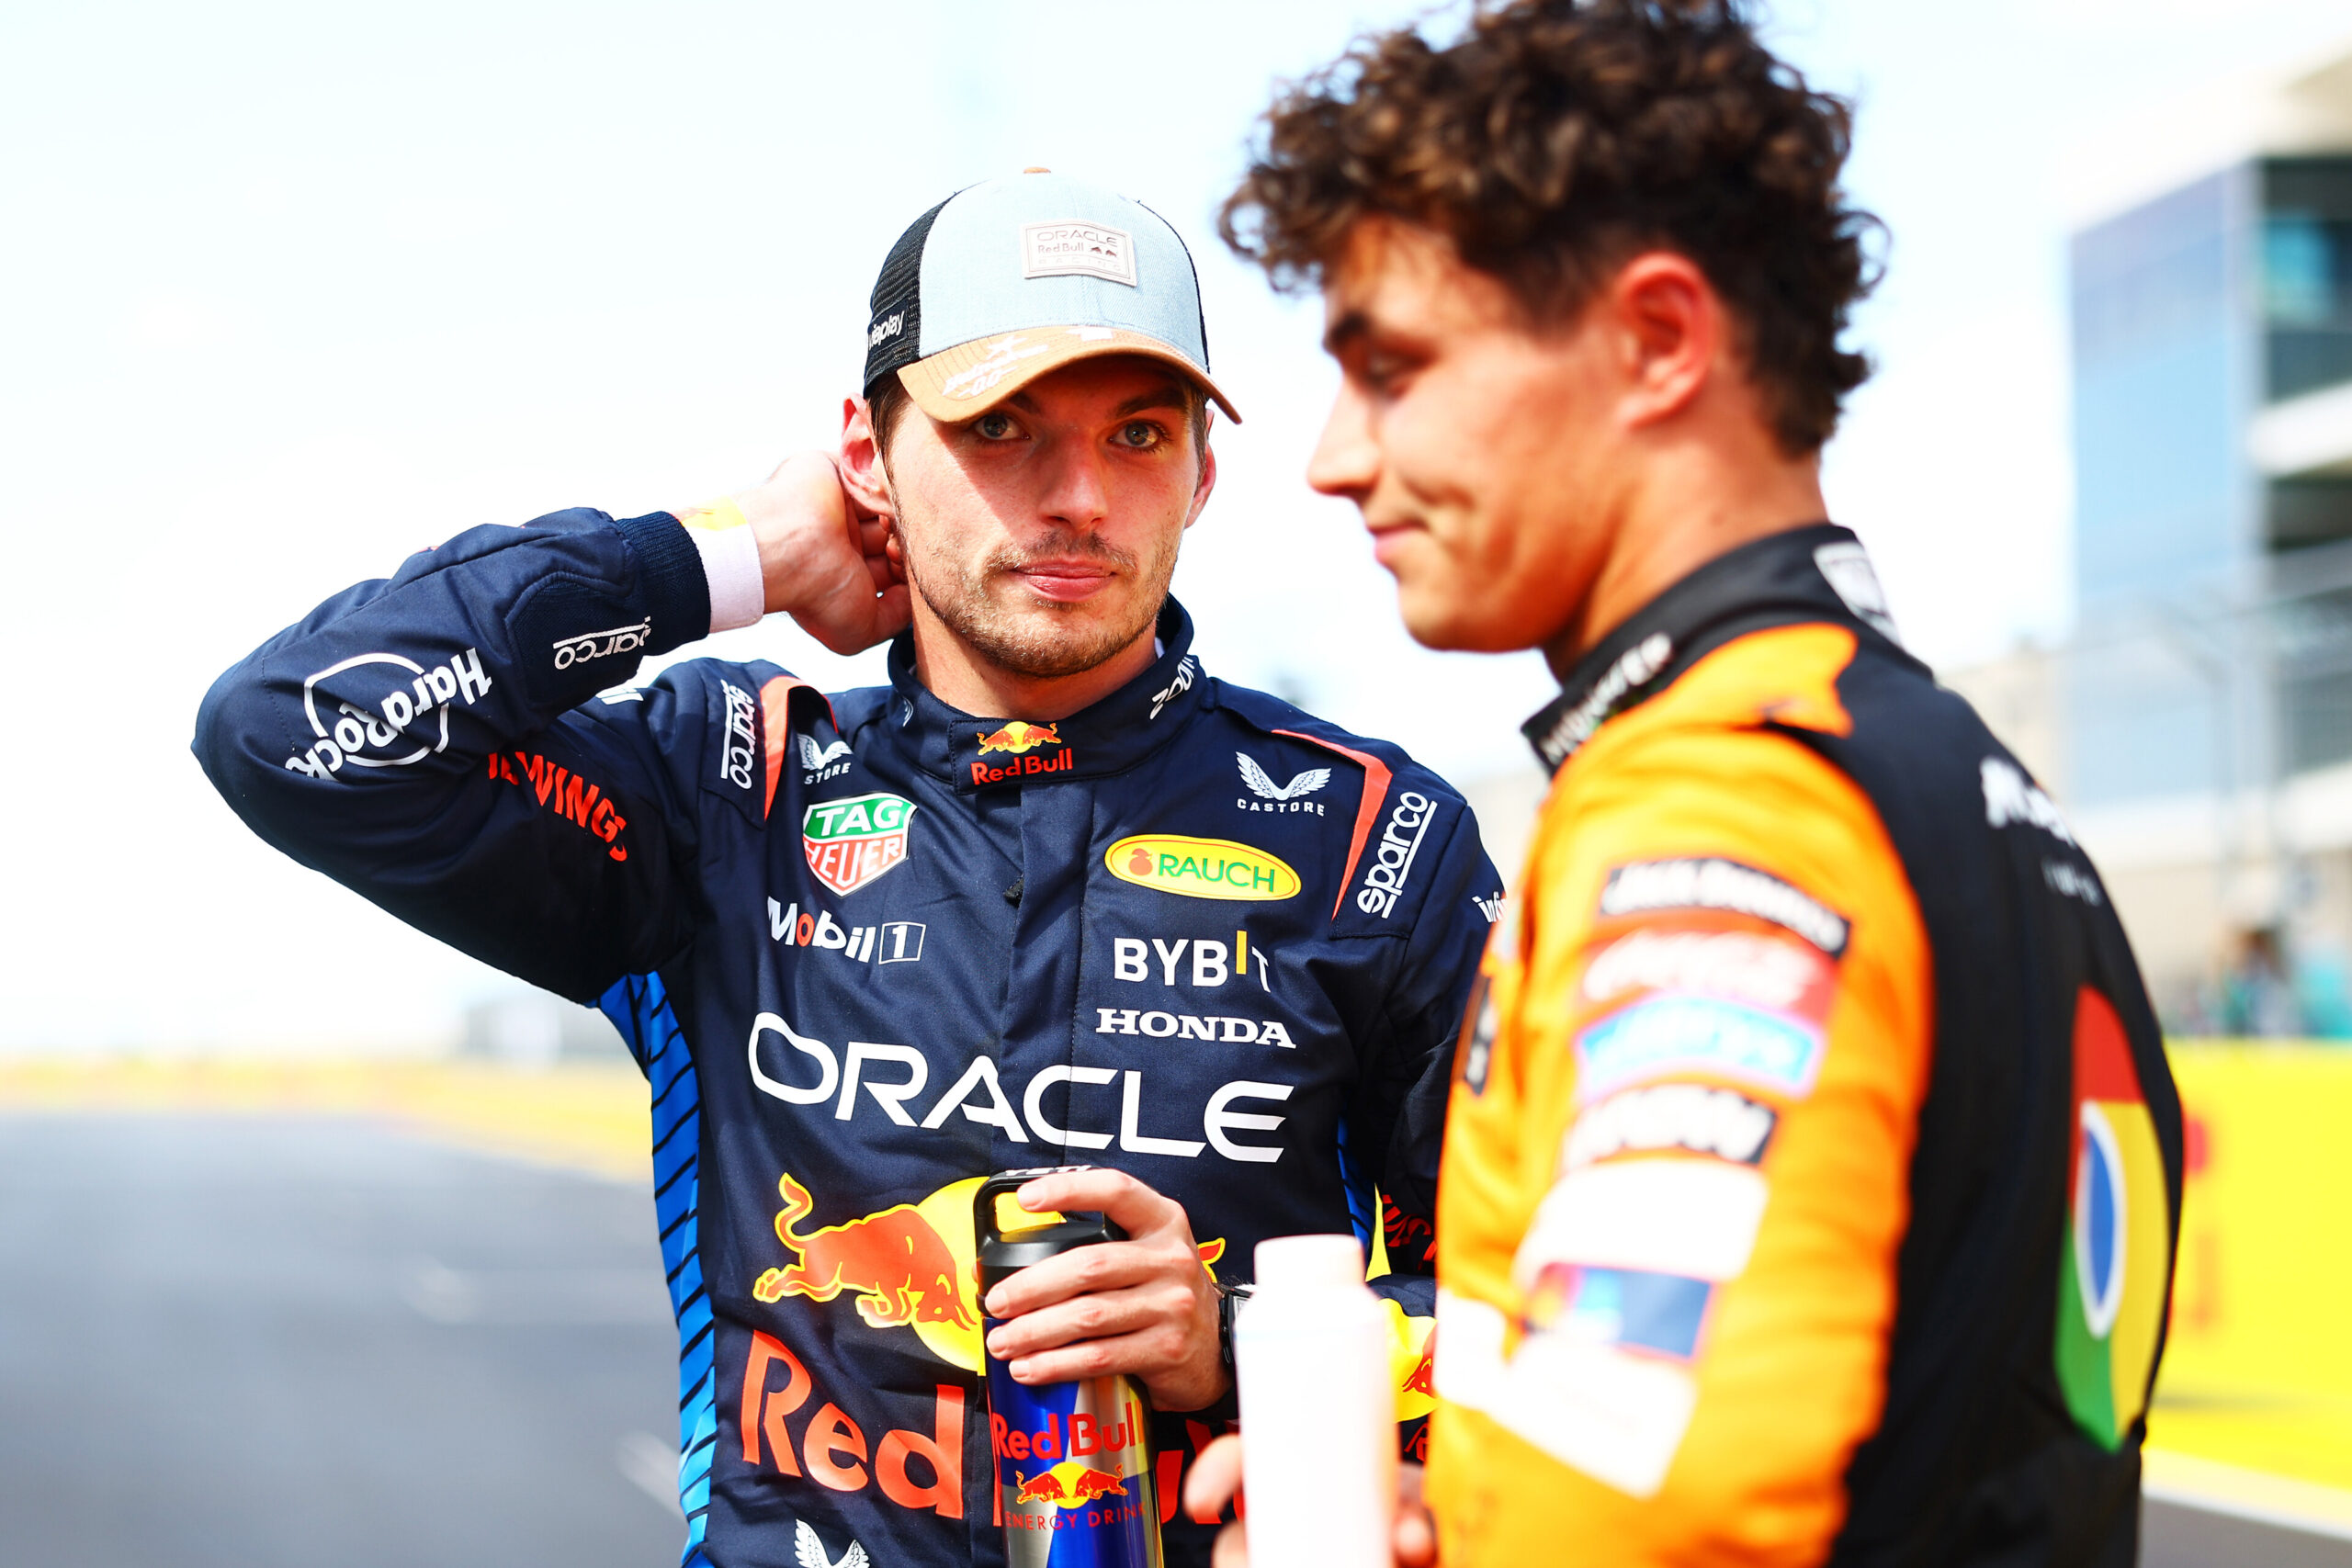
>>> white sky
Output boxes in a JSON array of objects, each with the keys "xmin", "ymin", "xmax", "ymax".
[{"xmin": 5, "ymin": 0, "xmax": 2348, "ymax": 1050}]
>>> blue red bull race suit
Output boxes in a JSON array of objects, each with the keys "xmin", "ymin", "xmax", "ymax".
[{"xmin": 192, "ymin": 506, "xmax": 1498, "ymax": 1568}]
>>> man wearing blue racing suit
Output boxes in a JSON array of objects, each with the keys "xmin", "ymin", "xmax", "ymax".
[{"xmin": 193, "ymin": 172, "xmax": 1499, "ymax": 1568}]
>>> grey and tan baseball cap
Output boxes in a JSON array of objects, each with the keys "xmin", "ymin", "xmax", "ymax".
[{"xmin": 862, "ymin": 170, "xmax": 1241, "ymax": 424}]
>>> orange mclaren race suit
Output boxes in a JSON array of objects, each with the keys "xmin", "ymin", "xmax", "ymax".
[{"xmin": 1429, "ymin": 525, "xmax": 2183, "ymax": 1567}]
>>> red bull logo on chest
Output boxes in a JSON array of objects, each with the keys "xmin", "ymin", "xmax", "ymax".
[
  {"xmin": 753, "ymin": 1173, "xmax": 977, "ymax": 1332},
  {"xmin": 973, "ymin": 723, "xmax": 1076, "ymax": 785},
  {"xmin": 977, "ymin": 721, "xmax": 1063, "ymax": 755},
  {"xmin": 803, "ymin": 793, "xmax": 915, "ymax": 896},
  {"xmin": 751, "ymin": 1174, "xmax": 1227, "ymax": 1378}
]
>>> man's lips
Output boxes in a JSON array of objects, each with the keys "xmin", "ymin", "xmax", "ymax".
[
  {"xmin": 1009, "ymin": 559, "xmax": 1116, "ymax": 604},
  {"xmin": 1363, "ymin": 516, "xmax": 1423, "ymax": 570}
]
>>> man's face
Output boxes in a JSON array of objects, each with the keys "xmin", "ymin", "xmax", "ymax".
[
  {"xmin": 873, "ymin": 356, "xmax": 1216, "ymax": 681},
  {"xmin": 1309, "ymin": 220, "xmax": 1627, "ymax": 655}
]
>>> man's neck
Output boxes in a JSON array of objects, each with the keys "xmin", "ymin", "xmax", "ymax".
[
  {"xmin": 1542, "ymin": 434, "xmax": 1829, "ymax": 685},
  {"xmin": 909, "ymin": 611, "xmax": 1162, "ymax": 722}
]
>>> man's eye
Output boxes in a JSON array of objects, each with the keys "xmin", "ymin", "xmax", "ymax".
[
  {"xmin": 1117, "ymin": 421, "xmax": 1164, "ymax": 449},
  {"xmin": 975, "ymin": 412, "xmax": 1017, "ymax": 440}
]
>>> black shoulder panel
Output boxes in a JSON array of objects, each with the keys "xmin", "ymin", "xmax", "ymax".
[{"xmin": 1789, "ymin": 644, "xmax": 2184, "ymax": 1567}]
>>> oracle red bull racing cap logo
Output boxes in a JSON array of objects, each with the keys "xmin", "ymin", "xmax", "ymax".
[
  {"xmin": 1105, "ymin": 835, "xmax": 1300, "ymax": 902},
  {"xmin": 803, "ymin": 793, "xmax": 915, "ymax": 897}
]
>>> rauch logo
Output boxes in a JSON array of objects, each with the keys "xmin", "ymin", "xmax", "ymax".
[
  {"xmin": 1103, "ymin": 835, "xmax": 1299, "ymax": 902},
  {"xmin": 804, "ymin": 793, "xmax": 916, "ymax": 897}
]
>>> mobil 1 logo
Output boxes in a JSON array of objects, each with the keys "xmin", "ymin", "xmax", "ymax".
[{"xmin": 768, "ymin": 897, "xmax": 924, "ymax": 966}]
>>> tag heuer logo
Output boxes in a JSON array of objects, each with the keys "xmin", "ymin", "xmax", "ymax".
[{"xmin": 803, "ymin": 793, "xmax": 916, "ymax": 897}]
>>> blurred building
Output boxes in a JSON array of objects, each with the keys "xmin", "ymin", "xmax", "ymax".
[{"xmin": 2049, "ymin": 39, "xmax": 2352, "ymax": 1028}]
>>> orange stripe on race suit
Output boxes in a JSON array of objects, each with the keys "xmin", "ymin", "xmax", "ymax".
[
  {"xmin": 758, "ymin": 675, "xmax": 838, "ymax": 820},
  {"xmin": 1272, "ymin": 728, "xmax": 1393, "ymax": 920}
]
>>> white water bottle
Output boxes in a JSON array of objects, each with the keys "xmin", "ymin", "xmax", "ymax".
[{"xmin": 1233, "ymin": 1234, "xmax": 1396, "ymax": 1568}]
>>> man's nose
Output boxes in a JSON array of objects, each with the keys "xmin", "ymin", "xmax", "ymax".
[
  {"xmin": 1037, "ymin": 438, "xmax": 1113, "ymax": 528},
  {"xmin": 1306, "ymin": 382, "xmax": 1378, "ymax": 503}
]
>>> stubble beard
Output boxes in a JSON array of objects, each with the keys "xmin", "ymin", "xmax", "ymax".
[{"xmin": 901, "ymin": 519, "xmax": 1178, "ymax": 682}]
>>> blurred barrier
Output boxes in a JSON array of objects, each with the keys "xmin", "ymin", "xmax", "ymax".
[
  {"xmin": 0, "ymin": 1057, "xmax": 652, "ymax": 1182},
  {"xmin": 2150, "ymin": 1043, "xmax": 2352, "ymax": 1504},
  {"xmin": 6, "ymin": 1044, "xmax": 2352, "ymax": 1511}
]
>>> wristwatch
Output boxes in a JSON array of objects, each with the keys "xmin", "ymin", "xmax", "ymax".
[{"xmin": 1216, "ymin": 1280, "xmax": 1255, "ymax": 1373}]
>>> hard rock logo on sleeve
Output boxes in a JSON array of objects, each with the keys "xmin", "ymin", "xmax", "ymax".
[{"xmin": 285, "ymin": 649, "xmax": 493, "ymax": 779}]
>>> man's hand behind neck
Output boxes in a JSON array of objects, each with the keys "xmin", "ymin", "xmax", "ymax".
[
  {"xmin": 701, "ymin": 450, "xmax": 1164, "ymax": 724},
  {"xmin": 709, "ymin": 452, "xmax": 913, "ymax": 655}
]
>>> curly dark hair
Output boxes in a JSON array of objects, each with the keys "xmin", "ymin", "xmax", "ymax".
[{"xmin": 1219, "ymin": 0, "xmax": 1878, "ymax": 454}]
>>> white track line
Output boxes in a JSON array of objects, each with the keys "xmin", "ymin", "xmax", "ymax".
[{"xmin": 2143, "ymin": 1449, "xmax": 2352, "ymax": 1542}]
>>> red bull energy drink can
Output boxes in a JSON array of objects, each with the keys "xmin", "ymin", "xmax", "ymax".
[{"xmin": 977, "ymin": 1168, "xmax": 1164, "ymax": 1568}]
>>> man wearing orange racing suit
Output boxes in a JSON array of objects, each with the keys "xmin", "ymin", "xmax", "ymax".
[{"xmin": 1201, "ymin": 2, "xmax": 2187, "ymax": 1564}]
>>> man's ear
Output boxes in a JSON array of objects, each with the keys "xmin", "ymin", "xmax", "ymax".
[
  {"xmin": 839, "ymin": 396, "xmax": 898, "ymax": 520},
  {"xmin": 1609, "ymin": 251, "xmax": 1719, "ymax": 433},
  {"xmin": 1183, "ymin": 439, "xmax": 1218, "ymax": 531}
]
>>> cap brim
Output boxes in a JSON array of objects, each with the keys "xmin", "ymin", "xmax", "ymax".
[{"xmin": 897, "ymin": 326, "xmax": 1242, "ymax": 425}]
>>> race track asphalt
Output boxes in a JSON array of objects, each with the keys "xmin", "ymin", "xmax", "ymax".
[
  {"xmin": 0, "ymin": 1115, "xmax": 684, "ymax": 1568},
  {"xmin": 0, "ymin": 1113, "xmax": 2346, "ymax": 1567}
]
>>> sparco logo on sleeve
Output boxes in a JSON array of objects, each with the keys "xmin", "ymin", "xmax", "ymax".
[
  {"xmin": 550, "ymin": 619, "xmax": 651, "ymax": 671},
  {"xmin": 1599, "ymin": 859, "xmax": 1849, "ymax": 957},
  {"xmin": 284, "ymin": 648, "xmax": 492, "ymax": 779},
  {"xmin": 718, "ymin": 682, "xmax": 758, "ymax": 793},
  {"xmin": 1355, "ymin": 791, "xmax": 1434, "ymax": 918}
]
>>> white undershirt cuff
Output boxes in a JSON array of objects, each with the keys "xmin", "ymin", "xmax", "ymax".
[{"xmin": 689, "ymin": 519, "xmax": 766, "ymax": 634}]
